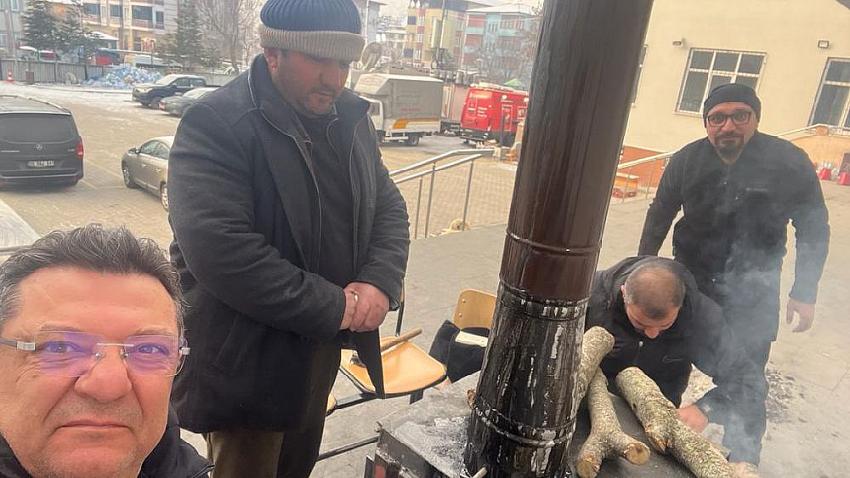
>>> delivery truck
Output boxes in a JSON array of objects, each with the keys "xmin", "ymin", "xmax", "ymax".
[
  {"xmin": 459, "ymin": 84, "xmax": 529, "ymax": 146},
  {"xmin": 354, "ymin": 74, "xmax": 443, "ymax": 146}
]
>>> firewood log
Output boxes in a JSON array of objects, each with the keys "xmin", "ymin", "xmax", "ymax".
[
  {"xmin": 615, "ymin": 367, "xmax": 736, "ymax": 478},
  {"xmin": 576, "ymin": 369, "xmax": 651, "ymax": 478},
  {"xmin": 575, "ymin": 326, "xmax": 615, "ymax": 403}
]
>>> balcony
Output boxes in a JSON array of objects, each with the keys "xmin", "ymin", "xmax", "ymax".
[{"xmin": 132, "ymin": 19, "xmax": 153, "ymax": 28}]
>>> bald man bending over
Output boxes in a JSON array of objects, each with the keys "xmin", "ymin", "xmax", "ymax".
[{"xmin": 585, "ymin": 256, "xmax": 767, "ymax": 467}]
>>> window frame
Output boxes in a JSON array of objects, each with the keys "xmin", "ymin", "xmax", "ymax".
[
  {"xmin": 809, "ymin": 57, "xmax": 850, "ymax": 128},
  {"xmin": 676, "ymin": 48, "xmax": 766, "ymax": 115}
]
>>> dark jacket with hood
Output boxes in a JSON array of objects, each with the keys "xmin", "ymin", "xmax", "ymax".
[
  {"xmin": 587, "ymin": 256, "xmax": 768, "ymax": 463},
  {"xmin": 0, "ymin": 409, "xmax": 211, "ymax": 478},
  {"xmin": 168, "ymin": 55, "xmax": 409, "ymax": 432}
]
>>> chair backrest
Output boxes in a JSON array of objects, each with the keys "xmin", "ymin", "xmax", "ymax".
[{"xmin": 452, "ymin": 289, "xmax": 496, "ymax": 330}]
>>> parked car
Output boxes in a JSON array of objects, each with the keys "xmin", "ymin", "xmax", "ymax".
[
  {"xmin": 132, "ymin": 74, "xmax": 209, "ymax": 108},
  {"xmin": 121, "ymin": 136, "xmax": 172, "ymax": 210},
  {"xmin": 159, "ymin": 87, "xmax": 217, "ymax": 117},
  {"xmin": 0, "ymin": 95, "xmax": 84, "ymax": 187}
]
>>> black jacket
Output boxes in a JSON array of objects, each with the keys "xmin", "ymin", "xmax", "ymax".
[
  {"xmin": 587, "ymin": 257, "xmax": 767, "ymax": 459},
  {"xmin": 168, "ymin": 55, "xmax": 409, "ymax": 432},
  {"xmin": 638, "ymin": 132, "xmax": 829, "ymax": 304},
  {"xmin": 0, "ymin": 409, "xmax": 211, "ymax": 478}
]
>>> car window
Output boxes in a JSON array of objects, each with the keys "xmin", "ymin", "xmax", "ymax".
[
  {"xmin": 191, "ymin": 79, "xmax": 205, "ymax": 87},
  {"xmin": 139, "ymin": 140, "xmax": 159, "ymax": 155},
  {"xmin": 154, "ymin": 74, "xmax": 179, "ymax": 85},
  {"xmin": 153, "ymin": 142, "xmax": 170, "ymax": 160},
  {"xmin": 174, "ymin": 78, "xmax": 191, "ymax": 87},
  {"xmin": 0, "ymin": 114, "xmax": 77, "ymax": 142}
]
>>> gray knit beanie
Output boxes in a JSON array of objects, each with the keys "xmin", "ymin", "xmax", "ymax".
[{"xmin": 259, "ymin": 0, "xmax": 365, "ymax": 63}]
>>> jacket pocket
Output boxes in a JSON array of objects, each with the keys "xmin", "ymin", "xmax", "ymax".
[{"xmin": 211, "ymin": 314, "xmax": 254, "ymax": 375}]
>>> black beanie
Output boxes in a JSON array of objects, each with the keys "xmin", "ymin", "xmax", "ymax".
[
  {"xmin": 259, "ymin": 0, "xmax": 364, "ymax": 62},
  {"xmin": 703, "ymin": 83, "xmax": 761, "ymax": 121}
]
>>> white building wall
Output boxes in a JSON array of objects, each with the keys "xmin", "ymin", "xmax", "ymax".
[{"xmin": 625, "ymin": 0, "xmax": 850, "ymax": 152}]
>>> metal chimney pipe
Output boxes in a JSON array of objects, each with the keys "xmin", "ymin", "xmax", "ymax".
[{"xmin": 463, "ymin": 1, "xmax": 654, "ymax": 477}]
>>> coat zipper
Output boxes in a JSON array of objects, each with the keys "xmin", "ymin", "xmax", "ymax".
[
  {"xmin": 326, "ymin": 116, "xmax": 363, "ymax": 272},
  {"xmin": 261, "ymin": 114, "xmax": 323, "ymax": 271}
]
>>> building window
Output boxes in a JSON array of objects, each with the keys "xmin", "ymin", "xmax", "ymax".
[
  {"xmin": 83, "ymin": 3, "xmax": 99, "ymax": 16},
  {"xmin": 132, "ymin": 6, "xmax": 152, "ymax": 21},
  {"xmin": 416, "ymin": 33, "xmax": 423, "ymax": 43},
  {"xmin": 155, "ymin": 11, "xmax": 164, "ymax": 28},
  {"xmin": 631, "ymin": 45, "xmax": 647, "ymax": 104},
  {"xmin": 0, "ymin": 33, "xmax": 7, "ymax": 49},
  {"xmin": 407, "ymin": 15, "xmax": 416, "ymax": 25},
  {"xmin": 677, "ymin": 49, "xmax": 765, "ymax": 113},
  {"xmin": 10, "ymin": 0, "xmax": 20, "ymax": 11},
  {"xmin": 110, "ymin": 4, "xmax": 122, "ymax": 18},
  {"xmin": 811, "ymin": 59, "xmax": 850, "ymax": 128}
]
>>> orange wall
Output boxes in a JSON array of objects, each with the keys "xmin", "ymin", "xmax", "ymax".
[{"xmin": 620, "ymin": 145, "xmax": 665, "ymax": 188}]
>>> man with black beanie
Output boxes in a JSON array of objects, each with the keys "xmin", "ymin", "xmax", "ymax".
[
  {"xmin": 166, "ymin": 0, "xmax": 410, "ymax": 476},
  {"xmin": 638, "ymin": 83, "xmax": 830, "ymax": 467}
]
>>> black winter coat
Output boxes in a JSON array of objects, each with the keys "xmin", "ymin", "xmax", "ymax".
[
  {"xmin": 638, "ymin": 132, "xmax": 829, "ymax": 305},
  {"xmin": 168, "ymin": 55, "xmax": 409, "ymax": 432},
  {"xmin": 587, "ymin": 257, "xmax": 767, "ymax": 456},
  {"xmin": 0, "ymin": 409, "xmax": 211, "ymax": 478}
]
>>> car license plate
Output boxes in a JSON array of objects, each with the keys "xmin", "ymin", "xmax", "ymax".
[{"xmin": 27, "ymin": 160, "xmax": 55, "ymax": 168}]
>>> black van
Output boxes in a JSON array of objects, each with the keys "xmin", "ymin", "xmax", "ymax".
[{"xmin": 0, "ymin": 95, "xmax": 84, "ymax": 186}]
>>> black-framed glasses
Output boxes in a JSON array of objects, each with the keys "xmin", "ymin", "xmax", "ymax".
[
  {"xmin": 0, "ymin": 331, "xmax": 189, "ymax": 377},
  {"xmin": 706, "ymin": 110, "xmax": 752, "ymax": 127}
]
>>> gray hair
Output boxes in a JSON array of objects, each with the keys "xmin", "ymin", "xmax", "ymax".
[
  {"xmin": 622, "ymin": 258, "xmax": 686, "ymax": 320},
  {"xmin": 0, "ymin": 224, "xmax": 183, "ymax": 333}
]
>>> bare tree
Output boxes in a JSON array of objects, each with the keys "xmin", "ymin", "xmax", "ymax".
[{"xmin": 196, "ymin": 0, "xmax": 260, "ymax": 69}]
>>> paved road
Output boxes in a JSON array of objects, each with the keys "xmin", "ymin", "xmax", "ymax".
[{"xmin": 0, "ymin": 82, "xmax": 515, "ymax": 247}]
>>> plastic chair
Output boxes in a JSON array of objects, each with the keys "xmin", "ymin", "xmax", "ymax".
[
  {"xmin": 319, "ymin": 289, "xmax": 447, "ymax": 461},
  {"xmin": 338, "ymin": 287, "xmax": 447, "ymax": 398},
  {"xmin": 452, "ymin": 289, "xmax": 497, "ymax": 330}
]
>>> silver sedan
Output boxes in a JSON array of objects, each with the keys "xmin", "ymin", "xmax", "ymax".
[{"xmin": 121, "ymin": 136, "xmax": 173, "ymax": 210}]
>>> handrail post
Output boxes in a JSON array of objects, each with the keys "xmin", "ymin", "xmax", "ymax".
[
  {"xmin": 424, "ymin": 163, "xmax": 437, "ymax": 237},
  {"xmin": 414, "ymin": 177, "xmax": 424, "ymax": 239},
  {"xmin": 462, "ymin": 159, "xmax": 476, "ymax": 228}
]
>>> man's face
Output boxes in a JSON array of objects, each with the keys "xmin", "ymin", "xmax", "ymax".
[
  {"xmin": 264, "ymin": 48, "xmax": 351, "ymax": 117},
  {"xmin": 621, "ymin": 287, "xmax": 679, "ymax": 339},
  {"xmin": 705, "ymin": 101, "xmax": 758, "ymax": 159},
  {"xmin": 0, "ymin": 267, "xmax": 177, "ymax": 478}
]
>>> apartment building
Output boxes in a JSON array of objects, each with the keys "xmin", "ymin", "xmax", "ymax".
[
  {"xmin": 79, "ymin": 0, "xmax": 177, "ymax": 52},
  {"xmin": 0, "ymin": 0, "xmax": 25, "ymax": 57}
]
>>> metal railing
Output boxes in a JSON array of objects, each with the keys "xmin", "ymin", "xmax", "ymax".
[
  {"xmin": 390, "ymin": 148, "xmax": 494, "ymax": 239},
  {"xmin": 612, "ymin": 123, "xmax": 850, "ymax": 203}
]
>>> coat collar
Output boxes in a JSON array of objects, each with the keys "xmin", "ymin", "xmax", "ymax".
[{"xmin": 247, "ymin": 54, "xmax": 370, "ymax": 136}]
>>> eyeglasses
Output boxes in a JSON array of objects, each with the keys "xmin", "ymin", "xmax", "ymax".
[
  {"xmin": 0, "ymin": 331, "xmax": 189, "ymax": 377},
  {"xmin": 706, "ymin": 110, "xmax": 752, "ymax": 127}
]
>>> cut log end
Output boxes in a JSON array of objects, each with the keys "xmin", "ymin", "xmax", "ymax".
[
  {"xmin": 576, "ymin": 456, "xmax": 602, "ymax": 478},
  {"xmin": 623, "ymin": 441, "xmax": 651, "ymax": 465}
]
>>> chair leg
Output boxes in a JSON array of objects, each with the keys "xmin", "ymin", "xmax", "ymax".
[
  {"xmin": 316, "ymin": 435, "xmax": 379, "ymax": 462},
  {"xmin": 409, "ymin": 389, "xmax": 424, "ymax": 404}
]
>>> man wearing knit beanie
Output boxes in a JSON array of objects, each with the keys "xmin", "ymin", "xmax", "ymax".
[
  {"xmin": 639, "ymin": 82, "xmax": 830, "ymax": 469},
  {"xmin": 166, "ymin": 0, "xmax": 410, "ymax": 476}
]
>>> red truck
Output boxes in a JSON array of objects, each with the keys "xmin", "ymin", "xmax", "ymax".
[{"xmin": 459, "ymin": 84, "xmax": 529, "ymax": 146}]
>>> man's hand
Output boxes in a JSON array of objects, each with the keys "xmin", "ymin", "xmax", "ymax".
[
  {"xmin": 786, "ymin": 298, "xmax": 816, "ymax": 333},
  {"xmin": 339, "ymin": 289, "xmax": 357, "ymax": 330},
  {"xmin": 730, "ymin": 461, "xmax": 759, "ymax": 478},
  {"xmin": 343, "ymin": 282, "xmax": 390, "ymax": 332},
  {"xmin": 677, "ymin": 404, "xmax": 708, "ymax": 433}
]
